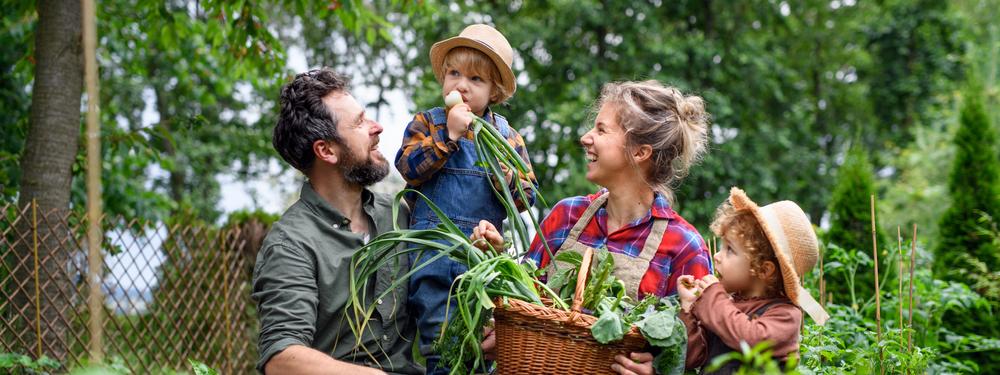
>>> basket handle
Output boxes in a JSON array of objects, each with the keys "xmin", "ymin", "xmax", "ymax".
[{"xmin": 570, "ymin": 247, "xmax": 595, "ymax": 313}]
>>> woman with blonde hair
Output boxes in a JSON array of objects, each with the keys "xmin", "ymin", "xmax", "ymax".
[{"xmin": 474, "ymin": 80, "xmax": 714, "ymax": 374}]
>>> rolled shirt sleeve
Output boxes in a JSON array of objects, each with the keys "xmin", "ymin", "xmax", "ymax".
[{"xmin": 252, "ymin": 242, "xmax": 319, "ymax": 372}]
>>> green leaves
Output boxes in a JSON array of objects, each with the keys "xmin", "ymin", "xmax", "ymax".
[
  {"xmin": 635, "ymin": 307, "xmax": 679, "ymax": 348},
  {"xmin": 588, "ymin": 294, "xmax": 688, "ymax": 374},
  {"xmin": 188, "ymin": 359, "xmax": 220, "ymax": 375},
  {"xmin": 346, "ymin": 189, "xmax": 567, "ymax": 374},
  {"xmin": 591, "ymin": 311, "xmax": 625, "ymax": 344},
  {"xmin": 705, "ymin": 341, "xmax": 790, "ymax": 375},
  {"xmin": 0, "ymin": 353, "xmax": 59, "ymax": 373},
  {"xmin": 545, "ymin": 251, "xmax": 583, "ymax": 301},
  {"xmin": 581, "ymin": 249, "xmax": 615, "ymax": 311}
]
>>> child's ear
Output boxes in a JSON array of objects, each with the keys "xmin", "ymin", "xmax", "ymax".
[
  {"xmin": 313, "ymin": 139, "xmax": 339, "ymax": 166},
  {"xmin": 759, "ymin": 260, "xmax": 777, "ymax": 280}
]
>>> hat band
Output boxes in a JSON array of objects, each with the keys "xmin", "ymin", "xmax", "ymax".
[{"xmin": 797, "ymin": 285, "xmax": 830, "ymax": 325}]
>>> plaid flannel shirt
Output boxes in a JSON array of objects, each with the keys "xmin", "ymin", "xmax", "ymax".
[
  {"xmin": 526, "ymin": 189, "xmax": 713, "ymax": 298},
  {"xmin": 395, "ymin": 107, "xmax": 537, "ymax": 211}
]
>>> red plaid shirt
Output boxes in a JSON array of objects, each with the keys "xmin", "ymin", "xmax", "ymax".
[{"xmin": 526, "ymin": 189, "xmax": 713, "ymax": 298}]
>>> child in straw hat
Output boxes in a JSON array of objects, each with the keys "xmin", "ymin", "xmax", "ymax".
[
  {"xmin": 677, "ymin": 187, "xmax": 829, "ymax": 373},
  {"xmin": 394, "ymin": 24, "xmax": 537, "ymax": 374}
]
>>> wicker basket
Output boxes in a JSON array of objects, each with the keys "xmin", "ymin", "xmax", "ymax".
[{"xmin": 493, "ymin": 247, "xmax": 649, "ymax": 374}]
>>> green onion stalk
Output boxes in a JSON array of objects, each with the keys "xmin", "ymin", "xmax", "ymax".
[
  {"xmin": 345, "ymin": 189, "xmax": 567, "ymax": 373},
  {"xmin": 443, "ymin": 90, "xmax": 554, "ymax": 262},
  {"xmin": 344, "ymin": 92, "xmax": 567, "ymax": 372}
]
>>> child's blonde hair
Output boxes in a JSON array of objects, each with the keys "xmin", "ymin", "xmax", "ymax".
[
  {"xmin": 595, "ymin": 81, "xmax": 709, "ymax": 199},
  {"xmin": 711, "ymin": 200, "xmax": 785, "ymax": 297},
  {"xmin": 442, "ymin": 47, "xmax": 511, "ymax": 104}
]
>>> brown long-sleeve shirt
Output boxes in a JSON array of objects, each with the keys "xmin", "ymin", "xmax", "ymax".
[{"xmin": 680, "ymin": 283, "xmax": 802, "ymax": 370}]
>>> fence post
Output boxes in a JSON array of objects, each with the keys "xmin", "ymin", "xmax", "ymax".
[
  {"xmin": 223, "ymin": 227, "xmax": 232, "ymax": 374},
  {"xmin": 31, "ymin": 199, "xmax": 42, "ymax": 359},
  {"xmin": 82, "ymin": 0, "xmax": 104, "ymax": 363}
]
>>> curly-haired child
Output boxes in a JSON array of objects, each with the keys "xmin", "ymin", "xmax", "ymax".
[{"xmin": 677, "ymin": 187, "xmax": 829, "ymax": 373}]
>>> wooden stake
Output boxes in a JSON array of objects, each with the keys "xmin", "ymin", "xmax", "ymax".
[
  {"xmin": 900, "ymin": 226, "xmax": 911, "ymax": 374},
  {"xmin": 819, "ymin": 243, "xmax": 826, "ymax": 307},
  {"xmin": 83, "ymin": 0, "xmax": 104, "ymax": 363},
  {"xmin": 908, "ymin": 224, "xmax": 917, "ymax": 353},
  {"xmin": 871, "ymin": 195, "xmax": 882, "ymax": 373}
]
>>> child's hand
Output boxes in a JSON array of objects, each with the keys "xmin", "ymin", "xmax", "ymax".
[
  {"xmin": 446, "ymin": 102, "xmax": 473, "ymax": 141},
  {"xmin": 677, "ymin": 275, "xmax": 701, "ymax": 312},
  {"xmin": 499, "ymin": 164, "xmax": 515, "ymax": 185},
  {"xmin": 471, "ymin": 220, "xmax": 505, "ymax": 252},
  {"xmin": 695, "ymin": 274, "xmax": 720, "ymax": 291}
]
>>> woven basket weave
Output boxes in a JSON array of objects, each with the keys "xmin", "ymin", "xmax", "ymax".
[{"xmin": 493, "ymin": 247, "xmax": 648, "ymax": 374}]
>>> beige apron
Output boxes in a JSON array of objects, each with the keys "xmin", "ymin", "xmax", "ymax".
[{"xmin": 550, "ymin": 192, "xmax": 669, "ymax": 300}]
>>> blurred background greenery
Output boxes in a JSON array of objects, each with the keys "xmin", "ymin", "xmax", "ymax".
[{"xmin": 2, "ymin": 0, "xmax": 999, "ymax": 372}]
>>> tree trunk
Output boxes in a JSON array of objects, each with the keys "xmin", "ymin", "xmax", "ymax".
[{"xmin": 14, "ymin": 0, "xmax": 83, "ymax": 363}]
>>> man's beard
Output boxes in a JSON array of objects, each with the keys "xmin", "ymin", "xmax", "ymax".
[{"xmin": 341, "ymin": 144, "xmax": 389, "ymax": 186}]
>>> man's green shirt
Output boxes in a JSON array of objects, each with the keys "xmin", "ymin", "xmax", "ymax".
[{"xmin": 252, "ymin": 182, "xmax": 421, "ymax": 374}]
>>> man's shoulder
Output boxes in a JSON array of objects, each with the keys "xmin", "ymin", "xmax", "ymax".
[{"xmin": 260, "ymin": 200, "xmax": 316, "ymax": 252}]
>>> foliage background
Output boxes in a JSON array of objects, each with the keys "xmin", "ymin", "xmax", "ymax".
[{"xmin": 2, "ymin": 0, "xmax": 999, "ymax": 372}]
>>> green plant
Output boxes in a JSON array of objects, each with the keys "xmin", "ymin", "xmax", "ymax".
[
  {"xmin": 822, "ymin": 243, "xmax": 877, "ymax": 310},
  {"xmin": 187, "ymin": 359, "xmax": 219, "ymax": 375},
  {"xmin": 0, "ymin": 353, "xmax": 59, "ymax": 374},
  {"xmin": 935, "ymin": 85, "xmax": 1000, "ymax": 277},
  {"xmin": 347, "ymin": 190, "xmax": 694, "ymax": 374},
  {"xmin": 346, "ymin": 189, "xmax": 565, "ymax": 374},
  {"xmin": 444, "ymin": 91, "xmax": 551, "ymax": 258},
  {"xmin": 704, "ymin": 341, "xmax": 799, "ymax": 375},
  {"xmin": 825, "ymin": 145, "xmax": 892, "ymax": 307},
  {"xmin": 590, "ymin": 295, "xmax": 687, "ymax": 374}
]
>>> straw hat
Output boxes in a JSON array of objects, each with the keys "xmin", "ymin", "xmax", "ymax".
[
  {"xmin": 728, "ymin": 187, "xmax": 830, "ymax": 325},
  {"xmin": 429, "ymin": 24, "xmax": 516, "ymax": 98}
]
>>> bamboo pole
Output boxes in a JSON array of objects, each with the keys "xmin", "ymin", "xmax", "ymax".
[
  {"xmin": 871, "ymin": 195, "xmax": 882, "ymax": 372},
  {"xmin": 83, "ymin": 0, "xmax": 104, "ymax": 362},
  {"xmin": 898, "ymin": 226, "xmax": 904, "ymax": 347},
  {"xmin": 908, "ymin": 224, "xmax": 917, "ymax": 353},
  {"xmin": 820, "ymin": 242, "xmax": 826, "ymax": 307}
]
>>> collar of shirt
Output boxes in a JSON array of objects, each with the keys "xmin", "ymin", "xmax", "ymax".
[
  {"xmin": 481, "ymin": 106, "xmax": 496, "ymax": 125},
  {"xmin": 593, "ymin": 188, "xmax": 676, "ymax": 231},
  {"xmin": 299, "ymin": 181, "xmax": 376, "ymax": 230}
]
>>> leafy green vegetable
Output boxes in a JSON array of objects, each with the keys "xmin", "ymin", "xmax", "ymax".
[
  {"xmin": 345, "ymin": 189, "xmax": 566, "ymax": 375},
  {"xmin": 588, "ymin": 292, "xmax": 688, "ymax": 374},
  {"xmin": 591, "ymin": 311, "xmax": 626, "ymax": 344},
  {"xmin": 636, "ymin": 308, "xmax": 678, "ymax": 347}
]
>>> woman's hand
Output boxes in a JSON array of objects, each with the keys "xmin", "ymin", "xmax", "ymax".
[
  {"xmin": 677, "ymin": 275, "xmax": 701, "ymax": 312},
  {"xmin": 446, "ymin": 102, "xmax": 473, "ymax": 141},
  {"xmin": 471, "ymin": 220, "xmax": 505, "ymax": 252},
  {"xmin": 611, "ymin": 352, "xmax": 655, "ymax": 375},
  {"xmin": 480, "ymin": 323, "xmax": 497, "ymax": 361}
]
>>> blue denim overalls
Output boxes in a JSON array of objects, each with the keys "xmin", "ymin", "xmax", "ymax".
[{"xmin": 407, "ymin": 106, "xmax": 512, "ymax": 374}]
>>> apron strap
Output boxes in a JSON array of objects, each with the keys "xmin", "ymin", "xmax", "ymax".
[
  {"xmin": 636, "ymin": 219, "xmax": 668, "ymax": 263},
  {"xmin": 563, "ymin": 191, "xmax": 669, "ymax": 261},
  {"xmin": 562, "ymin": 192, "xmax": 609, "ymax": 247}
]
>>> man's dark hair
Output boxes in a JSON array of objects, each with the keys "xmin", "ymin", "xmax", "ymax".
[{"xmin": 273, "ymin": 68, "xmax": 351, "ymax": 173}]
